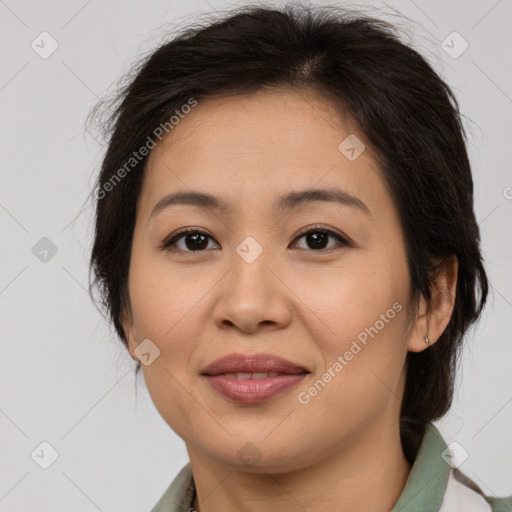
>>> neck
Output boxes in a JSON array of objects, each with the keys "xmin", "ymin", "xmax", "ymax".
[{"xmin": 189, "ymin": 419, "xmax": 412, "ymax": 512}]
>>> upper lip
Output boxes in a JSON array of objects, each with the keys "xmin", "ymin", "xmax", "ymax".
[{"xmin": 201, "ymin": 353, "xmax": 310, "ymax": 376}]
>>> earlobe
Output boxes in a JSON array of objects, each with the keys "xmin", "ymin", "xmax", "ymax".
[
  {"xmin": 408, "ymin": 294, "xmax": 430, "ymax": 353},
  {"xmin": 408, "ymin": 254, "xmax": 458, "ymax": 353}
]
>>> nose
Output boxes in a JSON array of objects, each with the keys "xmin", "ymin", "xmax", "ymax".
[{"xmin": 212, "ymin": 243, "xmax": 293, "ymax": 334}]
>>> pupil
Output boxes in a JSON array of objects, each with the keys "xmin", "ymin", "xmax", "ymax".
[
  {"xmin": 186, "ymin": 233, "xmax": 208, "ymax": 250},
  {"xmin": 307, "ymin": 232, "xmax": 327, "ymax": 249},
  {"xmin": 183, "ymin": 231, "xmax": 329, "ymax": 251}
]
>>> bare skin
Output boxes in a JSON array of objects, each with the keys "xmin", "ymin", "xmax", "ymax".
[{"xmin": 121, "ymin": 88, "xmax": 458, "ymax": 512}]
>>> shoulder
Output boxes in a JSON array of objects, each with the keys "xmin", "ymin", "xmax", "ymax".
[
  {"xmin": 393, "ymin": 421, "xmax": 512, "ymax": 512},
  {"xmin": 444, "ymin": 467, "xmax": 512, "ymax": 512},
  {"xmin": 150, "ymin": 463, "xmax": 195, "ymax": 512},
  {"xmin": 440, "ymin": 467, "xmax": 512, "ymax": 511}
]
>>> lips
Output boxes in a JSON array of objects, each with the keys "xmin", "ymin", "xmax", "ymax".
[
  {"xmin": 201, "ymin": 353, "xmax": 310, "ymax": 403},
  {"xmin": 223, "ymin": 371, "xmax": 280, "ymax": 379},
  {"xmin": 201, "ymin": 353, "xmax": 309, "ymax": 376}
]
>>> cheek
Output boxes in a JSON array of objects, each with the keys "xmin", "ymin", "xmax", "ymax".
[
  {"xmin": 290, "ymin": 251, "xmax": 408, "ymax": 346},
  {"xmin": 294, "ymin": 285, "xmax": 408, "ymax": 432},
  {"xmin": 129, "ymin": 256, "xmax": 208, "ymax": 436},
  {"xmin": 290, "ymin": 251, "xmax": 409, "ymax": 401},
  {"xmin": 327, "ymin": 277, "xmax": 406, "ymax": 350},
  {"xmin": 128, "ymin": 249, "xmax": 210, "ymax": 344},
  {"xmin": 127, "ymin": 254, "xmax": 207, "ymax": 405}
]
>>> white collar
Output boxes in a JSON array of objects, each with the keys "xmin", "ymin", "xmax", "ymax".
[{"xmin": 439, "ymin": 468, "xmax": 492, "ymax": 511}]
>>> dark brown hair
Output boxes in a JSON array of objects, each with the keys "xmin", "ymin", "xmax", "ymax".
[{"xmin": 87, "ymin": 3, "xmax": 488, "ymax": 459}]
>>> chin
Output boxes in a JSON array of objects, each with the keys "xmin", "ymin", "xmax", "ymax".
[{"xmin": 197, "ymin": 435, "xmax": 317, "ymax": 474}]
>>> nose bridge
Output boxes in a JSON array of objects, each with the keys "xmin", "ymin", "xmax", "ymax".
[
  {"xmin": 229, "ymin": 233, "xmax": 273, "ymax": 296},
  {"xmin": 235, "ymin": 233, "xmax": 266, "ymax": 266},
  {"xmin": 213, "ymin": 233, "xmax": 291, "ymax": 331}
]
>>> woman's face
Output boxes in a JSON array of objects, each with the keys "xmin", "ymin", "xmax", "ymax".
[{"xmin": 123, "ymin": 88, "xmax": 422, "ymax": 472}]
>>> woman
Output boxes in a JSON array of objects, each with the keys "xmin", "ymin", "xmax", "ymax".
[{"xmin": 88, "ymin": 3, "xmax": 512, "ymax": 511}]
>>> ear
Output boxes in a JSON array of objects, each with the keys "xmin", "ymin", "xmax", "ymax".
[{"xmin": 408, "ymin": 254, "xmax": 458, "ymax": 352}]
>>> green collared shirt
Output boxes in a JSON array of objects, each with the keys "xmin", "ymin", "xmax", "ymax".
[{"xmin": 151, "ymin": 423, "xmax": 512, "ymax": 511}]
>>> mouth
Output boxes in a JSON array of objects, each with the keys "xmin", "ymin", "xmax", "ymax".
[
  {"xmin": 216, "ymin": 371, "xmax": 290, "ymax": 379},
  {"xmin": 201, "ymin": 353, "xmax": 310, "ymax": 403},
  {"xmin": 201, "ymin": 353, "xmax": 310, "ymax": 376}
]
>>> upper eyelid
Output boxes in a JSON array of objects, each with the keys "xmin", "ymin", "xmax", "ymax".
[{"xmin": 293, "ymin": 225, "xmax": 347, "ymax": 240}]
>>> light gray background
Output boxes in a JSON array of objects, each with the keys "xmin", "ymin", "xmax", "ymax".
[{"xmin": 1, "ymin": 0, "xmax": 511, "ymax": 510}]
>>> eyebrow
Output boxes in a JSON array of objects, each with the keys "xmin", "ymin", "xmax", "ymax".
[{"xmin": 149, "ymin": 187, "xmax": 371, "ymax": 218}]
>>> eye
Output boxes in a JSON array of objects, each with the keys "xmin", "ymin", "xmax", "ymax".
[
  {"xmin": 161, "ymin": 228, "xmax": 219, "ymax": 253},
  {"xmin": 161, "ymin": 225, "xmax": 351, "ymax": 253},
  {"xmin": 290, "ymin": 225, "xmax": 351, "ymax": 252}
]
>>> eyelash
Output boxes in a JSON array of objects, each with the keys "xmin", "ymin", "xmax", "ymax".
[{"xmin": 160, "ymin": 225, "xmax": 352, "ymax": 254}]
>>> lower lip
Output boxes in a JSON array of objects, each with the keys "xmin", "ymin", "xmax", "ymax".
[{"xmin": 203, "ymin": 373, "xmax": 308, "ymax": 403}]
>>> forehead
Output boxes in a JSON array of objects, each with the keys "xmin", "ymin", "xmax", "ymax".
[{"xmin": 139, "ymin": 88, "xmax": 383, "ymax": 215}]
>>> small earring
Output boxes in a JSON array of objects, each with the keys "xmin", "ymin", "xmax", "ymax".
[{"xmin": 424, "ymin": 335, "xmax": 430, "ymax": 346}]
